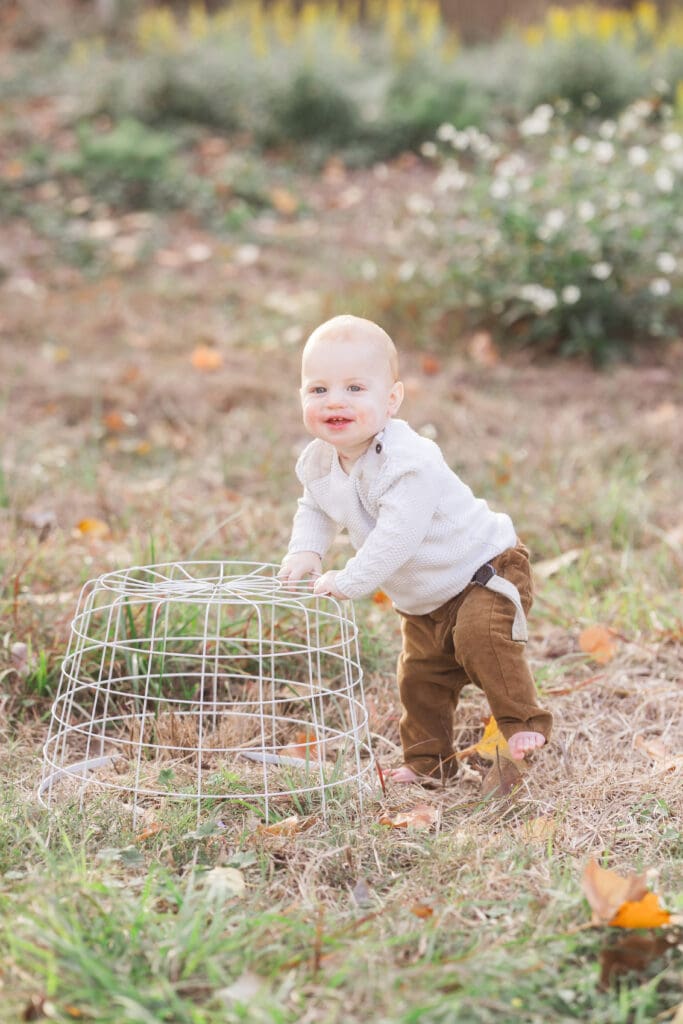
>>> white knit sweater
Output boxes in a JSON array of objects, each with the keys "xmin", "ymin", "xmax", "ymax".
[{"xmin": 287, "ymin": 418, "xmax": 517, "ymax": 615}]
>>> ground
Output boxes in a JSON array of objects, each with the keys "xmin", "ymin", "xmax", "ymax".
[{"xmin": 1, "ymin": 107, "xmax": 682, "ymax": 1022}]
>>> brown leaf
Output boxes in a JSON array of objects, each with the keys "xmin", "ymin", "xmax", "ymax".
[
  {"xmin": 599, "ymin": 931, "xmax": 673, "ymax": 988},
  {"xmin": 581, "ymin": 859, "xmax": 648, "ymax": 925},
  {"xmin": 379, "ymin": 803, "xmax": 438, "ymax": 830},
  {"xmin": 259, "ymin": 815, "xmax": 300, "ymax": 836},
  {"xmin": 579, "ymin": 625, "xmax": 618, "ymax": 664},
  {"xmin": 191, "ymin": 345, "xmax": 223, "ymax": 372}
]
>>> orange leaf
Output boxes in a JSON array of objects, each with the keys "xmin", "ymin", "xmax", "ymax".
[
  {"xmin": 259, "ymin": 815, "xmax": 300, "ymax": 836},
  {"xmin": 77, "ymin": 517, "xmax": 110, "ymax": 539},
  {"xmin": 103, "ymin": 410, "xmax": 127, "ymax": 433},
  {"xmin": 579, "ymin": 625, "xmax": 617, "ymax": 664},
  {"xmin": 410, "ymin": 902, "xmax": 434, "ymax": 918},
  {"xmin": 581, "ymin": 859, "xmax": 648, "ymax": 925},
  {"xmin": 420, "ymin": 354, "xmax": 441, "ymax": 376},
  {"xmin": 610, "ymin": 891, "xmax": 671, "ymax": 929},
  {"xmin": 372, "ymin": 590, "xmax": 392, "ymax": 607},
  {"xmin": 468, "ymin": 331, "xmax": 500, "ymax": 367},
  {"xmin": 191, "ymin": 345, "xmax": 223, "ymax": 371},
  {"xmin": 135, "ymin": 822, "xmax": 165, "ymax": 842},
  {"xmin": 281, "ymin": 729, "xmax": 320, "ymax": 761},
  {"xmin": 379, "ymin": 803, "xmax": 438, "ymax": 830}
]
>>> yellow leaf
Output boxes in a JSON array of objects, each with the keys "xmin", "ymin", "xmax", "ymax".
[
  {"xmin": 610, "ymin": 891, "xmax": 671, "ymax": 929},
  {"xmin": 457, "ymin": 716, "xmax": 512, "ymax": 762},
  {"xmin": 190, "ymin": 345, "xmax": 223, "ymax": 371},
  {"xmin": 379, "ymin": 802, "xmax": 438, "ymax": 830},
  {"xmin": 579, "ymin": 624, "xmax": 617, "ymax": 664},
  {"xmin": 77, "ymin": 517, "xmax": 110, "ymax": 539},
  {"xmin": 581, "ymin": 859, "xmax": 648, "ymax": 925}
]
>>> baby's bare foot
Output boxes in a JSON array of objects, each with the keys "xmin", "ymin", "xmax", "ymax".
[
  {"xmin": 385, "ymin": 765, "xmax": 421, "ymax": 784},
  {"xmin": 508, "ymin": 731, "xmax": 545, "ymax": 761}
]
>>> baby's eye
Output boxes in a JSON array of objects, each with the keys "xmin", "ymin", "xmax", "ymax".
[
  {"xmin": 311, "ymin": 386, "xmax": 327, "ymax": 394},
  {"xmin": 348, "ymin": 384, "xmax": 363, "ymax": 392}
]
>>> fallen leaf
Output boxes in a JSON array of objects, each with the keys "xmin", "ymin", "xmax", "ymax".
[
  {"xmin": 372, "ymin": 590, "xmax": 392, "ymax": 607},
  {"xmin": 351, "ymin": 878, "xmax": 371, "ymax": 907},
  {"xmin": 521, "ymin": 816, "xmax": 555, "ymax": 842},
  {"xmin": 610, "ymin": 891, "xmax": 671, "ymax": 929},
  {"xmin": 281, "ymin": 729, "xmax": 321, "ymax": 761},
  {"xmin": 410, "ymin": 902, "xmax": 434, "ymax": 918},
  {"xmin": 579, "ymin": 624, "xmax": 618, "ymax": 664},
  {"xmin": 379, "ymin": 803, "xmax": 438, "ymax": 830},
  {"xmin": 135, "ymin": 822, "xmax": 165, "ymax": 842},
  {"xmin": 581, "ymin": 859, "xmax": 648, "ymax": 925},
  {"xmin": 77, "ymin": 517, "xmax": 110, "ymax": 539},
  {"xmin": 457, "ymin": 716, "xmax": 512, "ymax": 762},
  {"xmin": 468, "ymin": 330, "xmax": 500, "ymax": 367},
  {"xmin": 533, "ymin": 548, "xmax": 582, "ymax": 579},
  {"xmin": 259, "ymin": 815, "xmax": 301, "ymax": 836},
  {"xmin": 191, "ymin": 345, "xmax": 223, "ymax": 371},
  {"xmin": 599, "ymin": 931, "xmax": 673, "ymax": 988},
  {"xmin": 11, "ymin": 642, "xmax": 31, "ymax": 679},
  {"xmin": 102, "ymin": 410, "xmax": 127, "ymax": 433},
  {"xmin": 421, "ymin": 353, "xmax": 441, "ymax": 375},
  {"xmin": 203, "ymin": 866, "xmax": 246, "ymax": 899},
  {"xmin": 270, "ymin": 187, "xmax": 298, "ymax": 216},
  {"xmin": 217, "ymin": 972, "xmax": 264, "ymax": 1005},
  {"xmin": 634, "ymin": 735, "xmax": 670, "ymax": 763}
]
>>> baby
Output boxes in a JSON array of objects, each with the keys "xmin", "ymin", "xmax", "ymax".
[{"xmin": 279, "ymin": 314, "xmax": 551, "ymax": 787}]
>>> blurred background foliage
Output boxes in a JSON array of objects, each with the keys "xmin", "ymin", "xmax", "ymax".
[{"xmin": 1, "ymin": 0, "xmax": 682, "ymax": 361}]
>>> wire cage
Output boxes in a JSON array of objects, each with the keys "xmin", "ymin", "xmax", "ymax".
[{"xmin": 40, "ymin": 561, "xmax": 376, "ymax": 824}]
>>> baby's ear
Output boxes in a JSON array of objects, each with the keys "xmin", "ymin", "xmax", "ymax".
[{"xmin": 388, "ymin": 380, "xmax": 404, "ymax": 415}]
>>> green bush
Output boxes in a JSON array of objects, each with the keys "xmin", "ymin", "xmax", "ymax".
[
  {"xmin": 522, "ymin": 36, "xmax": 649, "ymax": 119},
  {"xmin": 65, "ymin": 118, "xmax": 208, "ymax": 209},
  {"xmin": 397, "ymin": 102, "xmax": 682, "ymax": 362},
  {"xmin": 255, "ymin": 68, "xmax": 361, "ymax": 150}
]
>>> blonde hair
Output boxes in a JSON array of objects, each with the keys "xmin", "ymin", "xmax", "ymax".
[{"xmin": 303, "ymin": 315, "xmax": 399, "ymax": 381}]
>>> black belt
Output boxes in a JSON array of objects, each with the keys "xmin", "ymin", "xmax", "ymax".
[{"xmin": 472, "ymin": 562, "xmax": 496, "ymax": 586}]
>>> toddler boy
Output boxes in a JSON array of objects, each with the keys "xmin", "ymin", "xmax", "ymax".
[{"xmin": 279, "ymin": 315, "xmax": 551, "ymax": 787}]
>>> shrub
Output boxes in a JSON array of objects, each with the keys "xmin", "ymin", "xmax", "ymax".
[
  {"xmin": 521, "ymin": 36, "xmax": 649, "ymax": 119},
  {"xmin": 398, "ymin": 102, "xmax": 683, "ymax": 362},
  {"xmin": 255, "ymin": 68, "xmax": 361, "ymax": 150}
]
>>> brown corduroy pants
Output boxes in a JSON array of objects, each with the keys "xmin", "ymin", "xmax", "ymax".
[{"xmin": 396, "ymin": 543, "xmax": 552, "ymax": 780}]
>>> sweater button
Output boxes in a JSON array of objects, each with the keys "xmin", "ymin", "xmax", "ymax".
[{"xmin": 375, "ymin": 443, "xmax": 382, "ymax": 453}]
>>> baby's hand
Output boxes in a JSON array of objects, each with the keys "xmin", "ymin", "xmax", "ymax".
[
  {"xmin": 277, "ymin": 551, "xmax": 322, "ymax": 587},
  {"xmin": 313, "ymin": 571, "xmax": 348, "ymax": 600}
]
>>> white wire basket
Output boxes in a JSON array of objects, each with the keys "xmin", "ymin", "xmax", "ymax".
[{"xmin": 40, "ymin": 561, "xmax": 376, "ymax": 824}]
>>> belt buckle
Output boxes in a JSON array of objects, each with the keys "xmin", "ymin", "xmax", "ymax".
[{"xmin": 472, "ymin": 563, "xmax": 496, "ymax": 586}]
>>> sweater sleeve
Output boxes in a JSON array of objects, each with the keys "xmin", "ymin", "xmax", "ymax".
[
  {"xmin": 334, "ymin": 465, "xmax": 441, "ymax": 598},
  {"xmin": 287, "ymin": 488, "xmax": 337, "ymax": 558}
]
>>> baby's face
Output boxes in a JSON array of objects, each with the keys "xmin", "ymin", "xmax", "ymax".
[{"xmin": 300, "ymin": 332, "xmax": 403, "ymax": 461}]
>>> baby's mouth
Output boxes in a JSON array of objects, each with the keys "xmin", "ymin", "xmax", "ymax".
[{"xmin": 325, "ymin": 416, "xmax": 352, "ymax": 424}]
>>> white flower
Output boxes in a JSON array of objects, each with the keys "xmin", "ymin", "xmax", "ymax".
[
  {"xmin": 538, "ymin": 209, "xmax": 566, "ymax": 239},
  {"xmin": 594, "ymin": 141, "xmax": 615, "ymax": 164},
  {"xmin": 654, "ymin": 167, "xmax": 674, "ymax": 193},
  {"xmin": 496, "ymin": 154, "xmax": 526, "ymax": 178},
  {"xmin": 398, "ymin": 261, "xmax": 416, "ymax": 282},
  {"xmin": 561, "ymin": 285, "xmax": 581, "ymax": 305},
  {"xmin": 514, "ymin": 176, "xmax": 532, "ymax": 193},
  {"xmin": 519, "ymin": 104, "xmax": 554, "ymax": 137},
  {"xmin": 577, "ymin": 200, "xmax": 596, "ymax": 222},
  {"xmin": 489, "ymin": 179, "xmax": 511, "ymax": 200},
  {"xmin": 649, "ymin": 278, "xmax": 671, "ymax": 296},
  {"xmin": 661, "ymin": 132, "xmax": 682, "ymax": 152},
  {"xmin": 434, "ymin": 162, "xmax": 468, "ymax": 192},
  {"xmin": 360, "ymin": 259, "xmax": 377, "ymax": 281},
  {"xmin": 573, "ymin": 136, "xmax": 591, "ymax": 154},
  {"xmin": 519, "ymin": 283, "xmax": 558, "ymax": 313},
  {"xmin": 605, "ymin": 193, "xmax": 621, "ymax": 211},
  {"xmin": 598, "ymin": 120, "xmax": 617, "ymax": 139},
  {"xmin": 452, "ymin": 130, "xmax": 470, "ymax": 151},
  {"xmin": 419, "ymin": 423, "xmax": 438, "ymax": 439},
  {"xmin": 436, "ymin": 123, "xmax": 456, "ymax": 142},
  {"xmin": 582, "ymin": 92, "xmax": 600, "ymax": 110},
  {"xmin": 551, "ymin": 144, "xmax": 568, "ymax": 161},
  {"xmin": 406, "ymin": 193, "xmax": 434, "ymax": 215},
  {"xmin": 420, "ymin": 141, "xmax": 437, "ymax": 159},
  {"xmin": 591, "ymin": 262, "xmax": 613, "ymax": 280},
  {"xmin": 624, "ymin": 191, "xmax": 642, "ymax": 208},
  {"xmin": 656, "ymin": 252, "xmax": 677, "ymax": 274},
  {"xmin": 628, "ymin": 145, "xmax": 648, "ymax": 167}
]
